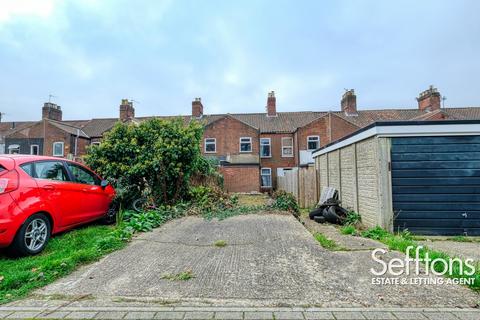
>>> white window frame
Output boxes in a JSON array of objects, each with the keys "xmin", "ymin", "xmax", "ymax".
[
  {"xmin": 204, "ymin": 138, "xmax": 216, "ymax": 153},
  {"xmin": 239, "ymin": 137, "xmax": 252, "ymax": 153},
  {"xmin": 307, "ymin": 135, "xmax": 320, "ymax": 150},
  {"xmin": 30, "ymin": 144, "xmax": 39, "ymax": 155},
  {"xmin": 53, "ymin": 141, "xmax": 64, "ymax": 157},
  {"xmin": 91, "ymin": 142, "xmax": 101, "ymax": 147},
  {"xmin": 281, "ymin": 137, "xmax": 294, "ymax": 157},
  {"xmin": 261, "ymin": 167, "xmax": 272, "ymax": 188},
  {"xmin": 260, "ymin": 138, "xmax": 271, "ymax": 158},
  {"xmin": 8, "ymin": 144, "xmax": 20, "ymax": 154}
]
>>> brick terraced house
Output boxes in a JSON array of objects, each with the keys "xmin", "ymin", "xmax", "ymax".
[{"xmin": 2, "ymin": 86, "xmax": 480, "ymax": 192}]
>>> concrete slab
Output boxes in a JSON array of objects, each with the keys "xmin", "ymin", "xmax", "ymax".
[{"xmin": 30, "ymin": 214, "xmax": 479, "ymax": 308}]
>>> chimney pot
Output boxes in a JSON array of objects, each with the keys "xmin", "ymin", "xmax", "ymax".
[
  {"xmin": 417, "ymin": 86, "xmax": 441, "ymax": 112},
  {"xmin": 266, "ymin": 91, "xmax": 277, "ymax": 117}
]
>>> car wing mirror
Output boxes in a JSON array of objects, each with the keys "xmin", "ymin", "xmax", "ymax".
[{"xmin": 100, "ymin": 180, "xmax": 109, "ymax": 189}]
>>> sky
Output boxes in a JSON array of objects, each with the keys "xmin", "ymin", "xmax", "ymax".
[{"xmin": 0, "ymin": 0, "xmax": 479, "ymax": 121}]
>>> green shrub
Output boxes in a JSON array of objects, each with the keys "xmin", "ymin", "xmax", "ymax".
[
  {"xmin": 85, "ymin": 118, "xmax": 204, "ymax": 206},
  {"xmin": 344, "ymin": 210, "xmax": 361, "ymax": 226},
  {"xmin": 361, "ymin": 226, "xmax": 390, "ymax": 240},
  {"xmin": 188, "ymin": 185, "xmax": 236, "ymax": 213},
  {"xmin": 271, "ymin": 190, "xmax": 299, "ymax": 214},
  {"xmin": 121, "ymin": 206, "xmax": 186, "ymax": 234}
]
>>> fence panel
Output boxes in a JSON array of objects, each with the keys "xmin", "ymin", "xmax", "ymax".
[{"xmin": 277, "ymin": 166, "xmax": 318, "ymax": 208}]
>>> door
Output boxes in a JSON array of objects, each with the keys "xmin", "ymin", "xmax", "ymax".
[
  {"xmin": 391, "ymin": 136, "xmax": 480, "ymax": 236},
  {"xmin": 33, "ymin": 160, "xmax": 85, "ymax": 228},
  {"xmin": 65, "ymin": 162, "xmax": 111, "ymax": 220}
]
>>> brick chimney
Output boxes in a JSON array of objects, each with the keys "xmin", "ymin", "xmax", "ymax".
[
  {"xmin": 417, "ymin": 86, "xmax": 441, "ymax": 112},
  {"xmin": 341, "ymin": 89, "xmax": 357, "ymax": 115},
  {"xmin": 119, "ymin": 99, "xmax": 135, "ymax": 121},
  {"xmin": 192, "ymin": 98, "xmax": 203, "ymax": 118},
  {"xmin": 266, "ymin": 91, "xmax": 276, "ymax": 117},
  {"xmin": 42, "ymin": 102, "xmax": 62, "ymax": 121}
]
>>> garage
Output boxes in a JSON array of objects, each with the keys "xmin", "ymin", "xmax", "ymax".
[
  {"xmin": 392, "ymin": 136, "xmax": 480, "ymax": 236},
  {"xmin": 312, "ymin": 120, "xmax": 480, "ymax": 236}
]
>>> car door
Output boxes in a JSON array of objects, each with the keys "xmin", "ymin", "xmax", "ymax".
[
  {"xmin": 33, "ymin": 160, "xmax": 85, "ymax": 228},
  {"xmin": 65, "ymin": 162, "xmax": 112, "ymax": 221}
]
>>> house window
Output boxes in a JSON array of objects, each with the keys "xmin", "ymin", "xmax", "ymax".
[
  {"xmin": 307, "ymin": 136, "xmax": 320, "ymax": 150},
  {"xmin": 8, "ymin": 144, "xmax": 20, "ymax": 154},
  {"xmin": 53, "ymin": 142, "xmax": 64, "ymax": 157},
  {"xmin": 281, "ymin": 137, "xmax": 294, "ymax": 157},
  {"xmin": 261, "ymin": 168, "xmax": 272, "ymax": 187},
  {"xmin": 30, "ymin": 145, "xmax": 39, "ymax": 155},
  {"xmin": 91, "ymin": 142, "xmax": 101, "ymax": 147},
  {"xmin": 204, "ymin": 138, "xmax": 216, "ymax": 153},
  {"xmin": 239, "ymin": 137, "xmax": 252, "ymax": 152},
  {"xmin": 260, "ymin": 138, "xmax": 271, "ymax": 157}
]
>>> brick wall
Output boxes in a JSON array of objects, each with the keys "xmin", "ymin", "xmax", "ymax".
[
  {"xmin": 202, "ymin": 117, "xmax": 259, "ymax": 156},
  {"xmin": 6, "ymin": 120, "xmax": 73, "ymax": 157},
  {"xmin": 219, "ymin": 165, "xmax": 260, "ymax": 193},
  {"xmin": 329, "ymin": 114, "xmax": 359, "ymax": 143},
  {"xmin": 297, "ymin": 117, "xmax": 328, "ymax": 150},
  {"xmin": 259, "ymin": 133, "xmax": 296, "ymax": 188}
]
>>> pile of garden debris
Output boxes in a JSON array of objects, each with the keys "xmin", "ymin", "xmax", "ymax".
[{"xmin": 309, "ymin": 187, "xmax": 348, "ymax": 225}]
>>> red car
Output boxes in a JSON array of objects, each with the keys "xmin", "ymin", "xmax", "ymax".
[{"xmin": 0, "ymin": 155, "xmax": 115, "ymax": 256}]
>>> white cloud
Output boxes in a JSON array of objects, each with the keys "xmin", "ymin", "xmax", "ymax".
[{"xmin": 0, "ymin": 0, "xmax": 57, "ymax": 23}]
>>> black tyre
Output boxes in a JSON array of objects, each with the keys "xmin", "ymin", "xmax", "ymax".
[
  {"xmin": 314, "ymin": 216, "xmax": 326, "ymax": 224},
  {"xmin": 324, "ymin": 206, "xmax": 343, "ymax": 224},
  {"xmin": 132, "ymin": 198, "xmax": 147, "ymax": 213},
  {"xmin": 309, "ymin": 207, "xmax": 323, "ymax": 220},
  {"xmin": 102, "ymin": 204, "xmax": 117, "ymax": 225},
  {"xmin": 9, "ymin": 213, "xmax": 51, "ymax": 256}
]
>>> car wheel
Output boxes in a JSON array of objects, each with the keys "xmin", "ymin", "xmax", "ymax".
[{"xmin": 9, "ymin": 213, "xmax": 51, "ymax": 256}]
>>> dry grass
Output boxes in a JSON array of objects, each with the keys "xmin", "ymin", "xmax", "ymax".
[{"xmin": 235, "ymin": 193, "xmax": 270, "ymax": 207}]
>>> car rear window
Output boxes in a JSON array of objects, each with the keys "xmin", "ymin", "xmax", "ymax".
[
  {"xmin": 20, "ymin": 163, "xmax": 34, "ymax": 177},
  {"xmin": 0, "ymin": 165, "xmax": 5, "ymax": 174}
]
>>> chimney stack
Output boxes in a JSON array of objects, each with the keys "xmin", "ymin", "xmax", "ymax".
[
  {"xmin": 119, "ymin": 99, "xmax": 135, "ymax": 121},
  {"xmin": 192, "ymin": 98, "xmax": 203, "ymax": 118},
  {"xmin": 42, "ymin": 102, "xmax": 63, "ymax": 121},
  {"xmin": 266, "ymin": 91, "xmax": 276, "ymax": 117},
  {"xmin": 417, "ymin": 86, "xmax": 441, "ymax": 112},
  {"xmin": 341, "ymin": 89, "xmax": 357, "ymax": 115}
]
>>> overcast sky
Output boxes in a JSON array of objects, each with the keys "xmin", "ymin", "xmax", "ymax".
[{"xmin": 0, "ymin": 0, "xmax": 479, "ymax": 121}]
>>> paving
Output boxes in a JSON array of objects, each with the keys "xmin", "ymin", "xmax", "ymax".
[
  {"xmin": 0, "ymin": 306, "xmax": 479, "ymax": 320},
  {"xmin": 418, "ymin": 240, "xmax": 480, "ymax": 262},
  {"xmin": 8, "ymin": 213, "xmax": 476, "ymax": 309}
]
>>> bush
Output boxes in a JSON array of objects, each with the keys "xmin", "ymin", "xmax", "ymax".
[
  {"xmin": 344, "ymin": 210, "xmax": 361, "ymax": 226},
  {"xmin": 271, "ymin": 190, "xmax": 299, "ymax": 214},
  {"xmin": 361, "ymin": 226, "xmax": 390, "ymax": 240},
  {"xmin": 85, "ymin": 118, "xmax": 204, "ymax": 206},
  {"xmin": 188, "ymin": 186, "xmax": 237, "ymax": 213},
  {"xmin": 120, "ymin": 206, "xmax": 186, "ymax": 234}
]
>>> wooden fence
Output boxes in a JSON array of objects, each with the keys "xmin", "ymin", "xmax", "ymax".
[{"xmin": 277, "ymin": 166, "xmax": 318, "ymax": 208}]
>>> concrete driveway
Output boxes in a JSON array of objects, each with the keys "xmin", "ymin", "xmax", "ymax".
[{"xmin": 25, "ymin": 214, "xmax": 479, "ymax": 308}]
